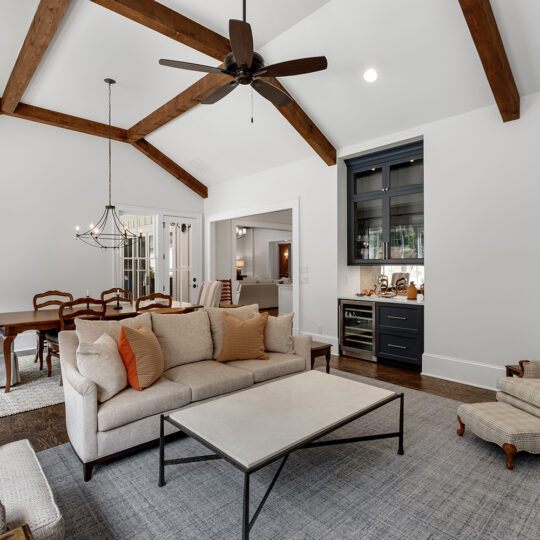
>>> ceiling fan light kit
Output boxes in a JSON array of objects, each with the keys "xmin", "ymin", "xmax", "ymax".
[{"xmin": 158, "ymin": 0, "xmax": 328, "ymax": 108}]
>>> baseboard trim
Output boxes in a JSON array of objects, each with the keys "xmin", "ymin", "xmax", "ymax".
[
  {"xmin": 422, "ymin": 353, "xmax": 505, "ymax": 391},
  {"xmin": 299, "ymin": 332, "xmax": 339, "ymax": 355}
]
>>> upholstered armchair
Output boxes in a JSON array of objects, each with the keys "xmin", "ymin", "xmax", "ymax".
[{"xmin": 496, "ymin": 360, "xmax": 540, "ymax": 417}]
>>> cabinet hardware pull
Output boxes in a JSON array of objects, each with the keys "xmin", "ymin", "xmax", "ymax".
[
  {"xmin": 388, "ymin": 344, "xmax": 407, "ymax": 349},
  {"xmin": 387, "ymin": 315, "xmax": 407, "ymax": 320}
]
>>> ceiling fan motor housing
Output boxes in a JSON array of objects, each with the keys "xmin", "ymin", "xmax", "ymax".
[{"xmin": 225, "ymin": 51, "xmax": 264, "ymax": 84}]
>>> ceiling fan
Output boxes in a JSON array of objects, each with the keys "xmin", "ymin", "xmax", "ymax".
[{"xmin": 158, "ymin": 0, "xmax": 328, "ymax": 107}]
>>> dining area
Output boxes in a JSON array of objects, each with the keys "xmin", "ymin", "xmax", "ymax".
[{"xmin": 0, "ymin": 288, "xmax": 204, "ymax": 394}]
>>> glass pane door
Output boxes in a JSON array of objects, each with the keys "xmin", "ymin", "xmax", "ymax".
[
  {"xmin": 163, "ymin": 217, "xmax": 199, "ymax": 303},
  {"xmin": 389, "ymin": 192, "xmax": 424, "ymax": 259},
  {"xmin": 353, "ymin": 198, "xmax": 384, "ymax": 260},
  {"xmin": 390, "ymin": 158, "xmax": 424, "ymax": 188},
  {"xmin": 342, "ymin": 303, "xmax": 374, "ymax": 352}
]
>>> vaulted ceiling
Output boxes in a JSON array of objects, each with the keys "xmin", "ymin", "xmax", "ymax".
[{"xmin": 2, "ymin": 0, "xmax": 539, "ymax": 191}]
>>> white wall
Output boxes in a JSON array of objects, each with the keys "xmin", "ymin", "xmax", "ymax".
[
  {"xmin": 205, "ymin": 158, "xmax": 338, "ymax": 345},
  {"xmin": 0, "ymin": 116, "xmax": 203, "ymax": 351},
  {"xmin": 253, "ymin": 228, "xmax": 292, "ymax": 279},
  {"xmin": 205, "ymin": 91, "xmax": 540, "ymax": 390}
]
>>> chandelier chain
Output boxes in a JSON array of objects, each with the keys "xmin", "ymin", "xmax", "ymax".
[{"xmin": 108, "ymin": 80, "xmax": 112, "ymax": 206}]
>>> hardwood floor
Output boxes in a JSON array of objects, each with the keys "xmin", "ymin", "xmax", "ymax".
[{"xmin": 0, "ymin": 354, "xmax": 495, "ymax": 453}]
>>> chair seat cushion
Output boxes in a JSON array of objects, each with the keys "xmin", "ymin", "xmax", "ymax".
[
  {"xmin": 98, "ymin": 377, "xmax": 191, "ymax": 431},
  {"xmin": 457, "ymin": 402, "xmax": 540, "ymax": 453},
  {"xmin": 163, "ymin": 360, "xmax": 253, "ymax": 402},
  {"xmin": 228, "ymin": 353, "xmax": 305, "ymax": 383},
  {"xmin": 498, "ymin": 378, "xmax": 540, "ymax": 409},
  {"xmin": 0, "ymin": 439, "xmax": 64, "ymax": 539},
  {"xmin": 45, "ymin": 330, "xmax": 59, "ymax": 343}
]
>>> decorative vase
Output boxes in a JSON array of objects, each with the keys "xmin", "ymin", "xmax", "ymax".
[{"xmin": 407, "ymin": 282, "xmax": 418, "ymax": 300}]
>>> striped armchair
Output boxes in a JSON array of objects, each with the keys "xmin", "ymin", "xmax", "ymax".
[{"xmin": 197, "ymin": 281, "xmax": 223, "ymax": 308}]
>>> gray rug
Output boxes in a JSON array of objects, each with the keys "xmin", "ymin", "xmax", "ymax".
[
  {"xmin": 0, "ymin": 355, "xmax": 64, "ymax": 417},
  {"xmin": 37, "ymin": 370, "xmax": 540, "ymax": 539}
]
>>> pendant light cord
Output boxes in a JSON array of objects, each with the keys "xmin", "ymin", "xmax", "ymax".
[{"xmin": 108, "ymin": 81, "xmax": 112, "ymax": 206}]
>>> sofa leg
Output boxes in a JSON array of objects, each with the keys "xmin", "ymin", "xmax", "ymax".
[
  {"xmin": 456, "ymin": 415, "xmax": 465, "ymax": 436},
  {"xmin": 83, "ymin": 463, "xmax": 94, "ymax": 482},
  {"xmin": 503, "ymin": 443, "xmax": 517, "ymax": 470}
]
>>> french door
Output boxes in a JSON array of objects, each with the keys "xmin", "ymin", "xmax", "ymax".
[{"xmin": 162, "ymin": 216, "xmax": 201, "ymax": 303}]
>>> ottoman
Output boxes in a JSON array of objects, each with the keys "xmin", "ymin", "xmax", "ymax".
[
  {"xmin": 457, "ymin": 402, "xmax": 540, "ymax": 469},
  {"xmin": 0, "ymin": 440, "xmax": 64, "ymax": 539}
]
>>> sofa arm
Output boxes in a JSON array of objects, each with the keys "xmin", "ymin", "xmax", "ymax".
[
  {"xmin": 293, "ymin": 335, "xmax": 312, "ymax": 371},
  {"xmin": 59, "ymin": 331, "xmax": 98, "ymax": 463},
  {"xmin": 519, "ymin": 360, "xmax": 540, "ymax": 378}
]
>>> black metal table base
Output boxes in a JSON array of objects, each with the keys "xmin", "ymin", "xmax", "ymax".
[{"xmin": 159, "ymin": 392, "xmax": 404, "ymax": 539}]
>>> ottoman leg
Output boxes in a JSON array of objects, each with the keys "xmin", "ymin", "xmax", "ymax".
[
  {"xmin": 456, "ymin": 415, "xmax": 465, "ymax": 436},
  {"xmin": 503, "ymin": 443, "xmax": 517, "ymax": 470}
]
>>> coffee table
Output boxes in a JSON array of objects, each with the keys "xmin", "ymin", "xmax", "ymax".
[{"xmin": 159, "ymin": 371, "xmax": 404, "ymax": 539}]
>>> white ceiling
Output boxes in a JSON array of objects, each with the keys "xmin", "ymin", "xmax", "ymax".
[{"xmin": 2, "ymin": 0, "xmax": 540, "ymax": 188}]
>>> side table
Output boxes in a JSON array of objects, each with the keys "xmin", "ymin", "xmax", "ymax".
[
  {"xmin": 311, "ymin": 341, "xmax": 332, "ymax": 374},
  {"xmin": 0, "ymin": 525, "xmax": 33, "ymax": 540}
]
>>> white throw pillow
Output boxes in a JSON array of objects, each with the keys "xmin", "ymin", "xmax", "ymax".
[
  {"xmin": 265, "ymin": 313, "xmax": 294, "ymax": 354},
  {"xmin": 75, "ymin": 312, "xmax": 152, "ymax": 344},
  {"xmin": 151, "ymin": 310, "xmax": 213, "ymax": 370},
  {"xmin": 206, "ymin": 304, "xmax": 259, "ymax": 358},
  {"xmin": 76, "ymin": 333, "xmax": 128, "ymax": 402}
]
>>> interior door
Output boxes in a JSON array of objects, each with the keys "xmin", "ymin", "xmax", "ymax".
[{"xmin": 162, "ymin": 216, "xmax": 201, "ymax": 303}]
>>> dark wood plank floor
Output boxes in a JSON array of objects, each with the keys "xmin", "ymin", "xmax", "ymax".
[{"xmin": 0, "ymin": 355, "xmax": 495, "ymax": 453}]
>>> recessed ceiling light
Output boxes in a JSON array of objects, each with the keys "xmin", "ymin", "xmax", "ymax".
[{"xmin": 363, "ymin": 68, "xmax": 378, "ymax": 83}]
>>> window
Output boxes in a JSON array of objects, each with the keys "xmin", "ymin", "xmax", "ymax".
[
  {"xmin": 119, "ymin": 214, "xmax": 157, "ymax": 300},
  {"xmin": 346, "ymin": 141, "xmax": 424, "ymax": 266}
]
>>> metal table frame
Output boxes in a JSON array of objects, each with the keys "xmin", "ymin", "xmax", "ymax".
[{"xmin": 159, "ymin": 391, "xmax": 404, "ymax": 539}]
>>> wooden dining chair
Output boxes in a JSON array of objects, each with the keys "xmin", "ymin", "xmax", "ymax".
[
  {"xmin": 101, "ymin": 287, "xmax": 133, "ymax": 305},
  {"xmin": 135, "ymin": 292, "xmax": 172, "ymax": 312},
  {"xmin": 219, "ymin": 279, "xmax": 233, "ymax": 306},
  {"xmin": 46, "ymin": 298, "xmax": 106, "ymax": 381},
  {"xmin": 32, "ymin": 290, "xmax": 73, "ymax": 371}
]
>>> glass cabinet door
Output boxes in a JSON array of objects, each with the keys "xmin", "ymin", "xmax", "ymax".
[
  {"xmin": 354, "ymin": 167, "xmax": 383, "ymax": 194},
  {"xmin": 353, "ymin": 198, "xmax": 384, "ymax": 261},
  {"xmin": 390, "ymin": 158, "xmax": 423, "ymax": 188},
  {"xmin": 389, "ymin": 192, "xmax": 424, "ymax": 260}
]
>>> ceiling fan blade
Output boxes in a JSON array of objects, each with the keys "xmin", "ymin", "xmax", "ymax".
[
  {"xmin": 159, "ymin": 59, "xmax": 228, "ymax": 75},
  {"xmin": 251, "ymin": 79, "xmax": 292, "ymax": 107},
  {"xmin": 255, "ymin": 56, "xmax": 328, "ymax": 78},
  {"xmin": 229, "ymin": 19, "xmax": 253, "ymax": 68},
  {"xmin": 201, "ymin": 81, "xmax": 239, "ymax": 104}
]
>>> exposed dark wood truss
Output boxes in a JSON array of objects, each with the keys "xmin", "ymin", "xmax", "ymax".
[
  {"xmin": 459, "ymin": 0, "xmax": 519, "ymax": 122},
  {"xmin": 94, "ymin": 0, "xmax": 336, "ymax": 165},
  {"xmin": 1, "ymin": 0, "xmax": 72, "ymax": 114},
  {"xmin": 131, "ymin": 139, "xmax": 208, "ymax": 198}
]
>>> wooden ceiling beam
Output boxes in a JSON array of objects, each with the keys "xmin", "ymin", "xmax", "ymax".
[
  {"xmin": 131, "ymin": 139, "xmax": 208, "ymax": 198},
  {"xmin": 1, "ymin": 0, "xmax": 72, "ymax": 114},
  {"xmin": 90, "ymin": 0, "xmax": 229, "ymax": 61},
  {"xmin": 459, "ymin": 0, "xmax": 519, "ymax": 122},
  {"xmin": 127, "ymin": 72, "xmax": 230, "ymax": 141}
]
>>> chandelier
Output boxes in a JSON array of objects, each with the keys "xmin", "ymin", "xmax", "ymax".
[{"xmin": 75, "ymin": 78, "xmax": 140, "ymax": 249}]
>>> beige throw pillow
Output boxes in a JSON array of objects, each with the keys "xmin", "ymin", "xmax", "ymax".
[
  {"xmin": 75, "ymin": 312, "xmax": 152, "ymax": 344},
  {"xmin": 151, "ymin": 310, "xmax": 213, "ymax": 370},
  {"xmin": 76, "ymin": 333, "xmax": 128, "ymax": 402},
  {"xmin": 265, "ymin": 313, "xmax": 294, "ymax": 354},
  {"xmin": 217, "ymin": 312, "xmax": 269, "ymax": 362},
  {"xmin": 206, "ymin": 304, "xmax": 259, "ymax": 359}
]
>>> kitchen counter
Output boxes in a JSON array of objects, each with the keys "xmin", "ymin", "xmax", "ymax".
[{"xmin": 339, "ymin": 295, "xmax": 424, "ymax": 306}]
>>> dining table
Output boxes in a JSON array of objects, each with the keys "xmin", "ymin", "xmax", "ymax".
[{"xmin": 0, "ymin": 301, "xmax": 201, "ymax": 393}]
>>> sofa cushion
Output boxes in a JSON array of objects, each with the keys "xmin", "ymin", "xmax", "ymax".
[
  {"xmin": 75, "ymin": 312, "xmax": 152, "ymax": 344},
  {"xmin": 265, "ymin": 313, "xmax": 294, "ymax": 354},
  {"xmin": 206, "ymin": 304, "xmax": 259, "ymax": 359},
  {"xmin": 118, "ymin": 325, "xmax": 164, "ymax": 391},
  {"xmin": 228, "ymin": 353, "xmax": 305, "ymax": 383},
  {"xmin": 217, "ymin": 312, "xmax": 269, "ymax": 362},
  {"xmin": 98, "ymin": 377, "xmax": 191, "ymax": 431},
  {"xmin": 76, "ymin": 333, "xmax": 127, "ymax": 402},
  {"xmin": 499, "ymin": 378, "xmax": 540, "ymax": 409},
  {"xmin": 163, "ymin": 360, "xmax": 253, "ymax": 402},
  {"xmin": 0, "ymin": 439, "xmax": 64, "ymax": 539},
  {"xmin": 151, "ymin": 311, "xmax": 213, "ymax": 370}
]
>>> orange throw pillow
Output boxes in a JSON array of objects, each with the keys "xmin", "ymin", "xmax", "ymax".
[
  {"xmin": 217, "ymin": 312, "xmax": 270, "ymax": 362},
  {"xmin": 118, "ymin": 325, "xmax": 164, "ymax": 391}
]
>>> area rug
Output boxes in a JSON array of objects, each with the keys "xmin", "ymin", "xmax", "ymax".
[
  {"xmin": 37, "ymin": 370, "xmax": 540, "ymax": 539},
  {"xmin": 0, "ymin": 355, "xmax": 64, "ymax": 417}
]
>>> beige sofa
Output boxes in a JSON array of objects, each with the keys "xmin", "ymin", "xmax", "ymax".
[
  {"xmin": 59, "ymin": 305, "xmax": 311, "ymax": 481},
  {"xmin": 237, "ymin": 279, "xmax": 291, "ymax": 309}
]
